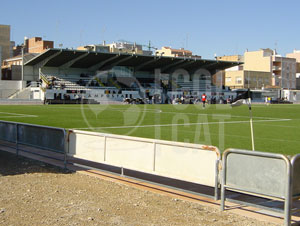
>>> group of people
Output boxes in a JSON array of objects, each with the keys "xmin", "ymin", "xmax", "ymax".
[{"xmin": 172, "ymin": 94, "xmax": 233, "ymax": 107}]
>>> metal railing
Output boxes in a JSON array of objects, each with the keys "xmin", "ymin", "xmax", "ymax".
[
  {"xmin": 0, "ymin": 120, "xmax": 67, "ymax": 167},
  {"xmin": 220, "ymin": 149, "xmax": 300, "ymax": 226},
  {"xmin": 0, "ymin": 122, "xmax": 299, "ymax": 225}
]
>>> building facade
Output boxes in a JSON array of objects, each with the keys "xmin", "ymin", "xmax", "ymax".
[
  {"xmin": 77, "ymin": 44, "xmax": 110, "ymax": 53},
  {"xmin": 272, "ymin": 55, "xmax": 296, "ymax": 89},
  {"xmin": 78, "ymin": 42, "xmax": 153, "ymax": 56},
  {"xmin": 155, "ymin": 47, "xmax": 196, "ymax": 57},
  {"xmin": 1, "ymin": 53, "xmax": 37, "ymax": 80},
  {"xmin": 286, "ymin": 50, "xmax": 300, "ymax": 89},
  {"xmin": 25, "ymin": 37, "xmax": 54, "ymax": 53},
  {"xmin": 0, "ymin": 24, "xmax": 10, "ymax": 61},
  {"xmin": 218, "ymin": 49, "xmax": 296, "ymax": 90}
]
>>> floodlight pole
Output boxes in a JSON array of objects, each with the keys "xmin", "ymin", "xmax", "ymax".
[{"xmin": 248, "ymin": 97, "xmax": 255, "ymax": 151}]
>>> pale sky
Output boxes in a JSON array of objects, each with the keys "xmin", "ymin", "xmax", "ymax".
[{"xmin": 1, "ymin": 0, "xmax": 300, "ymax": 59}]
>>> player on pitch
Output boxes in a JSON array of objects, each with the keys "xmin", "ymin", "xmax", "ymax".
[{"xmin": 201, "ymin": 93, "xmax": 207, "ymax": 108}]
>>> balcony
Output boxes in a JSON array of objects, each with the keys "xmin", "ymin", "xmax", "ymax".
[{"xmin": 272, "ymin": 65, "xmax": 281, "ymax": 71}]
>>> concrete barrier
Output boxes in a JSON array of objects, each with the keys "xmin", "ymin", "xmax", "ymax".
[{"xmin": 67, "ymin": 130, "xmax": 221, "ymax": 199}]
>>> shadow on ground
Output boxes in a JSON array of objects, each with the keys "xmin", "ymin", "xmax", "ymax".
[{"xmin": 0, "ymin": 151, "xmax": 71, "ymax": 176}]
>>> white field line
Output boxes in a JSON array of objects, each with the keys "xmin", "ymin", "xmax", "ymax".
[
  {"xmin": 89, "ymin": 107, "xmax": 282, "ymax": 120},
  {"xmin": 52, "ymin": 106, "xmax": 285, "ymax": 120},
  {"xmin": 254, "ymin": 123, "xmax": 297, "ymax": 128},
  {"xmin": 112, "ymin": 109, "xmax": 282, "ymax": 120},
  {"xmin": 71, "ymin": 118, "xmax": 291, "ymax": 130},
  {"xmin": 0, "ymin": 112, "xmax": 38, "ymax": 118},
  {"xmin": 175, "ymin": 127, "xmax": 300, "ymax": 143}
]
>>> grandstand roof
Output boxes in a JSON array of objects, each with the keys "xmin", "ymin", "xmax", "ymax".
[{"xmin": 25, "ymin": 48, "xmax": 241, "ymax": 72}]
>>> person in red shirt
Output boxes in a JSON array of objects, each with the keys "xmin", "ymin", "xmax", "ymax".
[{"xmin": 201, "ymin": 93, "xmax": 207, "ymax": 108}]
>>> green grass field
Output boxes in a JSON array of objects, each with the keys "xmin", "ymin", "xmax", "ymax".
[{"xmin": 0, "ymin": 104, "xmax": 299, "ymax": 155}]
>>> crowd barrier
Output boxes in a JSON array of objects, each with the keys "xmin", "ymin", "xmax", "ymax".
[
  {"xmin": 220, "ymin": 149, "xmax": 300, "ymax": 226},
  {"xmin": 67, "ymin": 130, "xmax": 221, "ymax": 199},
  {"xmin": 0, "ymin": 120, "xmax": 299, "ymax": 225},
  {"xmin": 0, "ymin": 120, "xmax": 66, "ymax": 164}
]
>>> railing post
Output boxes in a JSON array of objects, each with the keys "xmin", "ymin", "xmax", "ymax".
[
  {"xmin": 220, "ymin": 152, "xmax": 227, "ymax": 211},
  {"xmin": 121, "ymin": 167, "xmax": 124, "ymax": 176},
  {"xmin": 284, "ymin": 161, "xmax": 292, "ymax": 226},
  {"xmin": 214, "ymin": 159, "xmax": 220, "ymax": 200},
  {"xmin": 104, "ymin": 136, "xmax": 107, "ymax": 162},
  {"xmin": 15, "ymin": 123, "xmax": 19, "ymax": 156},
  {"xmin": 63, "ymin": 130, "xmax": 68, "ymax": 169},
  {"xmin": 153, "ymin": 142, "xmax": 156, "ymax": 172}
]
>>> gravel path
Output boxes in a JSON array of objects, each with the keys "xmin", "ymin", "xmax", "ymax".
[{"xmin": 0, "ymin": 151, "xmax": 278, "ymax": 226}]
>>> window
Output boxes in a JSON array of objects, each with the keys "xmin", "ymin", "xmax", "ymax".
[
  {"xmin": 226, "ymin": 77, "xmax": 231, "ymax": 82},
  {"xmin": 236, "ymin": 76, "xmax": 242, "ymax": 84},
  {"xmin": 264, "ymin": 78, "xmax": 269, "ymax": 84}
]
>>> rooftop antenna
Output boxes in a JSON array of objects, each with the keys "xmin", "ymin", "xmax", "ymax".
[
  {"xmin": 274, "ymin": 40, "xmax": 278, "ymax": 55},
  {"xmin": 101, "ymin": 26, "xmax": 106, "ymax": 44}
]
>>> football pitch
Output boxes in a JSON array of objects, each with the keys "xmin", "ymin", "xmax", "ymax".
[{"xmin": 0, "ymin": 104, "xmax": 299, "ymax": 155}]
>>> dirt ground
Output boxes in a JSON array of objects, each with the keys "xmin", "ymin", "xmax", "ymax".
[{"xmin": 0, "ymin": 151, "xmax": 278, "ymax": 226}]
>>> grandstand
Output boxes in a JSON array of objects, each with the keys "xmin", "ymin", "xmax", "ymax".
[{"xmin": 22, "ymin": 48, "xmax": 240, "ymax": 104}]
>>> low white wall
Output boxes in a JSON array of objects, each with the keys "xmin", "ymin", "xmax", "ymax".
[
  {"xmin": 68, "ymin": 130, "xmax": 220, "ymax": 187},
  {"xmin": 69, "ymin": 132, "xmax": 106, "ymax": 163},
  {"xmin": 155, "ymin": 143, "xmax": 218, "ymax": 186},
  {"xmin": 0, "ymin": 80, "xmax": 26, "ymax": 98},
  {"xmin": 0, "ymin": 80, "xmax": 26, "ymax": 89},
  {"xmin": 106, "ymin": 137, "xmax": 155, "ymax": 173}
]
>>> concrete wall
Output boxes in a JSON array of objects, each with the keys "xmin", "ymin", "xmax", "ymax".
[
  {"xmin": 0, "ymin": 25, "xmax": 10, "ymax": 61},
  {"xmin": 244, "ymin": 49, "xmax": 272, "ymax": 72},
  {"xmin": 68, "ymin": 130, "xmax": 220, "ymax": 187},
  {"xmin": 225, "ymin": 70, "xmax": 244, "ymax": 88},
  {"xmin": 11, "ymin": 65, "xmax": 21, "ymax": 80},
  {"xmin": 225, "ymin": 70, "xmax": 271, "ymax": 89},
  {"xmin": 217, "ymin": 55, "xmax": 244, "ymax": 62},
  {"xmin": 244, "ymin": 71, "xmax": 272, "ymax": 89},
  {"xmin": 286, "ymin": 51, "xmax": 300, "ymax": 63},
  {"xmin": 0, "ymin": 80, "xmax": 26, "ymax": 98},
  {"xmin": 28, "ymin": 37, "xmax": 54, "ymax": 53},
  {"xmin": 297, "ymin": 63, "xmax": 300, "ymax": 73}
]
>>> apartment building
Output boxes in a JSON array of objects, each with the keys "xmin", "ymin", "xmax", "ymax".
[
  {"xmin": 78, "ymin": 42, "xmax": 152, "ymax": 56},
  {"xmin": 272, "ymin": 55, "xmax": 296, "ymax": 89},
  {"xmin": 218, "ymin": 49, "xmax": 296, "ymax": 89},
  {"xmin": 26, "ymin": 37, "xmax": 54, "ymax": 53},
  {"xmin": 0, "ymin": 24, "xmax": 10, "ymax": 61},
  {"xmin": 155, "ymin": 47, "xmax": 193, "ymax": 57},
  {"xmin": 215, "ymin": 55, "xmax": 244, "ymax": 88},
  {"xmin": 286, "ymin": 50, "xmax": 300, "ymax": 89},
  {"xmin": 1, "ymin": 37, "xmax": 53, "ymax": 80}
]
